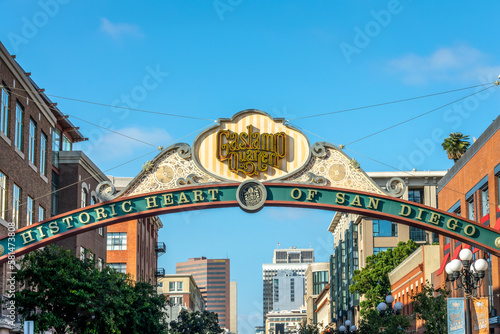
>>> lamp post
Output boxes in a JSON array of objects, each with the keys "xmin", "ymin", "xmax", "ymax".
[
  {"xmin": 445, "ymin": 248, "xmax": 488, "ymax": 334},
  {"xmin": 338, "ymin": 320, "xmax": 357, "ymax": 333},
  {"xmin": 377, "ymin": 295, "xmax": 403, "ymax": 317}
]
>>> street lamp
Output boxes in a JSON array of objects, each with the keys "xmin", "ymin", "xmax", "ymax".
[
  {"xmin": 445, "ymin": 248, "xmax": 488, "ymax": 334},
  {"xmin": 377, "ymin": 295, "xmax": 403, "ymax": 316},
  {"xmin": 339, "ymin": 320, "xmax": 357, "ymax": 333}
]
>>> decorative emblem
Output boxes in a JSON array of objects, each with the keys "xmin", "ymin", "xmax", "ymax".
[
  {"xmin": 237, "ymin": 180, "xmax": 267, "ymax": 212},
  {"xmin": 154, "ymin": 165, "xmax": 174, "ymax": 184},
  {"xmin": 495, "ymin": 237, "xmax": 500, "ymax": 249},
  {"xmin": 386, "ymin": 177, "xmax": 406, "ymax": 198},
  {"xmin": 328, "ymin": 163, "xmax": 347, "ymax": 182},
  {"xmin": 0, "ymin": 244, "xmax": 4, "ymax": 256}
]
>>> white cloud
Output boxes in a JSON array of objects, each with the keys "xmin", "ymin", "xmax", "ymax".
[
  {"xmin": 100, "ymin": 18, "xmax": 143, "ymax": 39},
  {"xmin": 387, "ymin": 45, "xmax": 500, "ymax": 85},
  {"xmin": 79, "ymin": 126, "xmax": 171, "ymax": 162}
]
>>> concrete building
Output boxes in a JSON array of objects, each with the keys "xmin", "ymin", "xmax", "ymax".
[
  {"xmin": 176, "ymin": 257, "xmax": 231, "ymax": 330},
  {"xmin": 265, "ymin": 308, "xmax": 307, "ymax": 334},
  {"xmin": 388, "ymin": 245, "xmax": 440, "ymax": 332},
  {"xmin": 434, "ymin": 115, "xmax": 500, "ymax": 332},
  {"xmin": 314, "ymin": 283, "xmax": 331, "ymax": 332},
  {"xmin": 272, "ymin": 270, "xmax": 305, "ymax": 312},
  {"xmin": 328, "ymin": 171, "xmax": 445, "ymax": 327},
  {"xmin": 157, "ymin": 274, "xmax": 205, "ymax": 311},
  {"xmin": 230, "ymin": 281, "xmax": 237, "ymax": 333},
  {"xmin": 106, "ymin": 176, "xmax": 165, "ymax": 283},
  {"xmin": 304, "ymin": 262, "xmax": 330, "ymax": 325},
  {"xmin": 263, "ymin": 248, "xmax": 314, "ymax": 323}
]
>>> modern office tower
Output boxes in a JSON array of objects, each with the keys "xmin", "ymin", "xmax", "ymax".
[
  {"xmin": 106, "ymin": 176, "xmax": 165, "ymax": 283},
  {"xmin": 329, "ymin": 170, "xmax": 445, "ymax": 327},
  {"xmin": 176, "ymin": 257, "xmax": 231, "ymax": 330},
  {"xmin": 272, "ymin": 270, "xmax": 305, "ymax": 312},
  {"xmin": 262, "ymin": 248, "xmax": 314, "ymax": 325},
  {"xmin": 304, "ymin": 262, "xmax": 330, "ymax": 324},
  {"xmin": 230, "ymin": 281, "xmax": 237, "ymax": 333}
]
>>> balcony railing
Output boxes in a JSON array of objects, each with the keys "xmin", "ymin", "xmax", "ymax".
[
  {"xmin": 155, "ymin": 242, "xmax": 166, "ymax": 254},
  {"xmin": 155, "ymin": 268, "xmax": 165, "ymax": 277}
]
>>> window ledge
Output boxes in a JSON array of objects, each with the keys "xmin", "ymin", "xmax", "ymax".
[
  {"xmin": 40, "ymin": 174, "xmax": 48, "ymax": 184},
  {"xmin": 14, "ymin": 147, "xmax": 24, "ymax": 159},
  {"xmin": 0, "ymin": 217, "xmax": 9, "ymax": 229},
  {"xmin": 0, "ymin": 131, "xmax": 11, "ymax": 146},
  {"xmin": 28, "ymin": 161, "xmax": 37, "ymax": 173}
]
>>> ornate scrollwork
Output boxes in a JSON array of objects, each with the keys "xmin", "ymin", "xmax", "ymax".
[
  {"xmin": 311, "ymin": 142, "xmax": 327, "ymax": 158},
  {"xmin": 386, "ymin": 177, "xmax": 406, "ymax": 198},
  {"xmin": 96, "ymin": 181, "xmax": 118, "ymax": 202},
  {"xmin": 177, "ymin": 143, "xmax": 192, "ymax": 159},
  {"xmin": 175, "ymin": 174, "xmax": 198, "ymax": 187},
  {"xmin": 305, "ymin": 172, "xmax": 327, "ymax": 186}
]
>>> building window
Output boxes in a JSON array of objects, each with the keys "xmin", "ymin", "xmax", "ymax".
[
  {"xmin": 0, "ymin": 85, "xmax": 9, "ymax": 136},
  {"xmin": 408, "ymin": 188, "xmax": 424, "ymax": 204},
  {"xmin": 107, "ymin": 232, "xmax": 127, "ymax": 250},
  {"xmin": 62, "ymin": 135, "xmax": 72, "ymax": 151},
  {"xmin": 80, "ymin": 246, "xmax": 86, "ymax": 260},
  {"xmin": 97, "ymin": 258, "xmax": 103, "ymax": 271},
  {"xmin": 15, "ymin": 102, "xmax": 23, "ymax": 151},
  {"xmin": 467, "ymin": 197, "xmax": 475, "ymax": 221},
  {"xmin": 108, "ymin": 263, "xmax": 126, "ymax": 274},
  {"xmin": 169, "ymin": 281, "xmax": 183, "ymax": 292},
  {"xmin": 12, "ymin": 184, "xmax": 20, "ymax": 228},
  {"xmin": 410, "ymin": 226, "xmax": 427, "ymax": 242},
  {"xmin": 27, "ymin": 196, "xmax": 34, "ymax": 226},
  {"xmin": 28, "ymin": 119, "xmax": 36, "ymax": 164},
  {"xmin": 373, "ymin": 247, "xmax": 391, "ymax": 255},
  {"xmin": 481, "ymin": 186, "xmax": 489, "ymax": 217},
  {"xmin": 0, "ymin": 171, "xmax": 6, "ymax": 220},
  {"xmin": 373, "ymin": 220, "xmax": 398, "ymax": 237},
  {"xmin": 81, "ymin": 188, "xmax": 88, "ymax": 208},
  {"xmin": 170, "ymin": 296, "xmax": 183, "ymax": 305},
  {"xmin": 52, "ymin": 128, "xmax": 61, "ymax": 151},
  {"xmin": 313, "ymin": 271, "xmax": 329, "ymax": 295},
  {"xmin": 38, "ymin": 205, "xmax": 45, "ymax": 222},
  {"xmin": 98, "ymin": 227, "xmax": 103, "ymax": 236},
  {"xmin": 40, "ymin": 132, "xmax": 47, "ymax": 175},
  {"xmin": 51, "ymin": 171, "xmax": 59, "ymax": 216}
]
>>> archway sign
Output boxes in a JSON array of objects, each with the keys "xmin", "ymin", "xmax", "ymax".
[{"xmin": 1, "ymin": 110, "xmax": 500, "ymax": 263}]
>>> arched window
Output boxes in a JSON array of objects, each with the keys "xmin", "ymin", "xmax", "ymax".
[{"xmin": 81, "ymin": 188, "xmax": 88, "ymax": 208}]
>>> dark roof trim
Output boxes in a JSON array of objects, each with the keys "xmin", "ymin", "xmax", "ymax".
[
  {"xmin": 438, "ymin": 115, "xmax": 500, "ymax": 191},
  {"xmin": 448, "ymin": 200, "xmax": 461, "ymax": 213},
  {"xmin": 465, "ymin": 175, "xmax": 488, "ymax": 199}
]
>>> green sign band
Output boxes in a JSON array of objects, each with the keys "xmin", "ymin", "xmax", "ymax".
[{"xmin": 1, "ymin": 183, "xmax": 499, "ymax": 264}]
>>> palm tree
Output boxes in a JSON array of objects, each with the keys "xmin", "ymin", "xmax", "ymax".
[{"xmin": 442, "ymin": 132, "xmax": 471, "ymax": 162}]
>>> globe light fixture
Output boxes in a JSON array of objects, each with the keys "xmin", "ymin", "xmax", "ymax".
[
  {"xmin": 445, "ymin": 248, "xmax": 489, "ymax": 334},
  {"xmin": 338, "ymin": 320, "xmax": 357, "ymax": 333},
  {"xmin": 377, "ymin": 295, "xmax": 401, "ymax": 316}
]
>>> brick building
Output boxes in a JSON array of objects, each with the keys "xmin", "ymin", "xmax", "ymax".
[
  {"xmin": 106, "ymin": 176, "xmax": 165, "ymax": 283},
  {"xmin": 435, "ymin": 115, "xmax": 500, "ymax": 332}
]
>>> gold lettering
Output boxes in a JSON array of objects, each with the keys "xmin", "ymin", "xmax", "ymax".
[
  {"xmin": 464, "ymin": 225, "xmax": 476, "ymax": 236},
  {"xmin": 162, "ymin": 194, "xmax": 174, "ymax": 206},
  {"xmin": 261, "ymin": 133, "xmax": 274, "ymax": 151},
  {"xmin": 447, "ymin": 218, "xmax": 458, "ymax": 230},
  {"xmin": 178, "ymin": 192, "xmax": 190, "ymax": 204},
  {"xmin": 307, "ymin": 189, "xmax": 318, "ymax": 201},
  {"xmin": 36, "ymin": 226, "xmax": 47, "ymax": 239},
  {"xmin": 122, "ymin": 201, "xmax": 133, "ymax": 213},
  {"xmin": 145, "ymin": 196, "xmax": 159, "ymax": 209},
  {"xmin": 49, "ymin": 221, "xmax": 60, "ymax": 234},
  {"xmin": 62, "ymin": 216, "xmax": 74, "ymax": 228},
  {"xmin": 79, "ymin": 212, "xmax": 91, "ymax": 224},
  {"xmin": 95, "ymin": 207, "xmax": 108, "ymax": 220},
  {"xmin": 367, "ymin": 197, "xmax": 380, "ymax": 210},
  {"xmin": 193, "ymin": 190, "xmax": 205, "ymax": 202},
  {"xmin": 21, "ymin": 231, "xmax": 36, "ymax": 244},
  {"xmin": 291, "ymin": 188, "xmax": 302, "ymax": 200},
  {"xmin": 399, "ymin": 204, "xmax": 412, "ymax": 217},
  {"xmin": 336, "ymin": 192, "xmax": 345, "ymax": 204},
  {"xmin": 350, "ymin": 195, "xmax": 362, "ymax": 207},
  {"xmin": 208, "ymin": 189, "xmax": 219, "ymax": 201},
  {"xmin": 428, "ymin": 212, "xmax": 441, "ymax": 225},
  {"xmin": 415, "ymin": 208, "xmax": 425, "ymax": 221},
  {"xmin": 109, "ymin": 204, "xmax": 117, "ymax": 217}
]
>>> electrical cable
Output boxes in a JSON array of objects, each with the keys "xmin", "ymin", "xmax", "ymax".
[{"xmin": 288, "ymin": 82, "xmax": 496, "ymax": 121}]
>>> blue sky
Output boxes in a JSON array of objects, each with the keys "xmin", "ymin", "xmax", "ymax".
[{"xmin": 2, "ymin": 1, "xmax": 500, "ymax": 332}]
